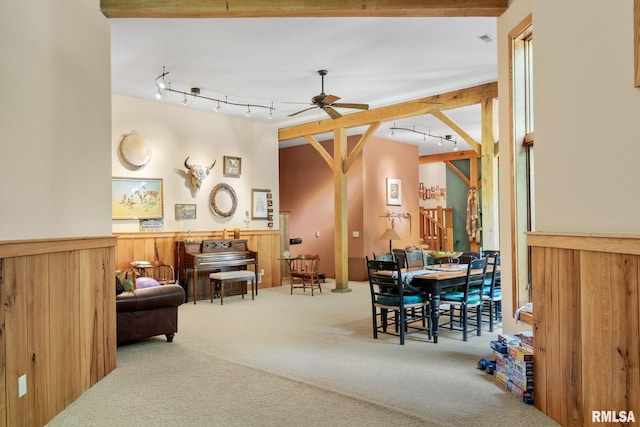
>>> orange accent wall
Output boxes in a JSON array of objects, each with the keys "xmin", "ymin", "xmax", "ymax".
[{"xmin": 279, "ymin": 135, "xmax": 418, "ymax": 278}]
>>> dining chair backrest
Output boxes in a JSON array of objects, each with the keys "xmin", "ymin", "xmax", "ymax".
[
  {"xmin": 404, "ymin": 249, "xmax": 426, "ymax": 269},
  {"xmin": 373, "ymin": 252, "xmax": 394, "ymax": 262},
  {"xmin": 366, "ymin": 256, "xmax": 406, "ymax": 304},
  {"xmin": 482, "ymin": 249, "xmax": 500, "ymax": 258},
  {"xmin": 462, "ymin": 257, "xmax": 488, "ymax": 303},
  {"xmin": 459, "ymin": 251, "xmax": 480, "ymax": 266},
  {"xmin": 392, "ymin": 249, "xmax": 407, "ymax": 268},
  {"xmin": 485, "ymin": 253, "xmax": 500, "ymax": 292},
  {"xmin": 290, "ymin": 254, "xmax": 320, "ymax": 275}
]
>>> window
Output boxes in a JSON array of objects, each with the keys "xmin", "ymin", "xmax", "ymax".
[{"xmin": 510, "ymin": 16, "xmax": 533, "ymax": 311}]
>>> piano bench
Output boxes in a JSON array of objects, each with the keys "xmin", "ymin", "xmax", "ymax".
[{"xmin": 209, "ymin": 271, "xmax": 256, "ymax": 305}]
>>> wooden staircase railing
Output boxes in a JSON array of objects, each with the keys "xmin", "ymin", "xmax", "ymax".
[{"xmin": 419, "ymin": 206, "xmax": 454, "ymax": 251}]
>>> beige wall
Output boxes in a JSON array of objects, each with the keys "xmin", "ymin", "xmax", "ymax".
[
  {"xmin": 498, "ymin": 0, "xmax": 640, "ymax": 333},
  {"xmin": 0, "ymin": 0, "xmax": 112, "ymax": 240},
  {"xmin": 419, "ymin": 163, "xmax": 446, "ymax": 209},
  {"xmin": 112, "ymin": 94, "xmax": 280, "ymax": 233}
]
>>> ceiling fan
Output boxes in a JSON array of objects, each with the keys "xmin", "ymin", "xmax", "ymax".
[{"xmin": 288, "ymin": 70, "xmax": 369, "ymax": 119}]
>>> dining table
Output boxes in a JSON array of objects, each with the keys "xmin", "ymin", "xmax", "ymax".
[{"xmin": 401, "ymin": 264, "xmax": 490, "ymax": 343}]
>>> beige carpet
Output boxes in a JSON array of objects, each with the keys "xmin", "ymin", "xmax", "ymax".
[{"xmin": 47, "ymin": 281, "xmax": 559, "ymax": 427}]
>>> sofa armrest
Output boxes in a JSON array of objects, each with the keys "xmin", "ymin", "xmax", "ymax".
[{"xmin": 116, "ymin": 284, "xmax": 185, "ymax": 313}]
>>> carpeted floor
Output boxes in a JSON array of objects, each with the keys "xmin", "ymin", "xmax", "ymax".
[{"xmin": 47, "ymin": 281, "xmax": 559, "ymax": 427}]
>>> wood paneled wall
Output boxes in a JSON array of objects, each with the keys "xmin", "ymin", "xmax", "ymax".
[
  {"xmin": 528, "ymin": 232, "xmax": 640, "ymax": 426},
  {"xmin": 114, "ymin": 230, "xmax": 282, "ymax": 289},
  {"xmin": 0, "ymin": 236, "xmax": 117, "ymax": 427}
]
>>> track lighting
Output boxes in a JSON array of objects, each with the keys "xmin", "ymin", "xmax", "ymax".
[
  {"xmin": 389, "ymin": 123, "xmax": 459, "ymax": 150},
  {"xmin": 154, "ymin": 67, "xmax": 275, "ymax": 117}
]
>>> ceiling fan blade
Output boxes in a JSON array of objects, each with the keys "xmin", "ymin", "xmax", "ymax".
[
  {"xmin": 331, "ymin": 102, "xmax": 369, "ymax": 110},
  {"xmin": 322, "ymin": 94, "xmax": 341, "ymax": 105},
  {"xmin": 288, "ymin": 106, "xmax": 318, "ymax": 117},
  {"xmin": 322, "ymin": 106, "xmax": 343, "ymax": 119}
]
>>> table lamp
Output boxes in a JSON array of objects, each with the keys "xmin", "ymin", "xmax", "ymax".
[{"xmin": 380, "ymin": 228, "xmax": 401, "ymax": 254}]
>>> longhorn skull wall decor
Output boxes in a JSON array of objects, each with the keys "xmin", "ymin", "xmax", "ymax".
[{"xmin": 184, "ymin": 157, "xmax": 215, "ymax": 193}]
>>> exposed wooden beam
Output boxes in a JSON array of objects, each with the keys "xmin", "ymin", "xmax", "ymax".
[
  {"xmin": 101, "ymin": 0, "xmax": 508, "ymax": 18},
  {"xmin": 419, "ymin": 150, "xmax": 478, "ymax": 164},
  {"xmin": 343, "ymin": 122, "xmax": 381, "ymax": 174},
  {"xmin": 444, "ymin": 161, "xmax": 470, "ymax": 187},
  {"xmin": 415, "ymin": 82, "xmax": 497, "ymax": 111},
  {"xmin": 279, "ymin": 83, "xmax": 496, "ymax": 142},
  {"xmin": 279, "ymin": 102, "xmax": 440, "ymax": 141},
  {"xmin": 431, "ymin": 110, "xmax": 481, "ymax": 154},
  {"xmin": 304, "ymin": 135, "xmax": 333, "ymax": 168}
]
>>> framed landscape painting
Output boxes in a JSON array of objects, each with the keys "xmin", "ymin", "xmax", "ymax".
[{"xmin": 112, "ymin": 177, "xmax": 164, "ymax": 219}]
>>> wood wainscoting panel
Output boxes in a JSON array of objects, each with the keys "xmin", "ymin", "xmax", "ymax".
[
  {"xmin": 1, "ymin": 236, "xmax": 116, "ymax": 426},
  {"xmin": 115, "ymin": 231, "xmax": 281, "ymax": 290},
  {"xmin": 529, "ymin": 233, "xmax": 640, "ymax": 427}
]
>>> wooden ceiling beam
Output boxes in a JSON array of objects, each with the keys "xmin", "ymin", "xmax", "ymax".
[
  {"xmin": 100, "ymin": 0, "xmax": 508, "ymax": 19},
  {"xmin": 279, "ymin": 82, "xmax": 496, "ymax": 141},
  {"xmin": 279, "ymin": 102, "xmax": 440, "ymax": 141},
  {"xmin": 419, "ymin": 150, "xmax": 478, "ymax": 164},
  {"xmin": 431, "ymin": 110, "xmax": 481, "ymax": 154}
]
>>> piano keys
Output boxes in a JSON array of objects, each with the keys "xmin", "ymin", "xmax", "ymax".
[{"xmin": 176, "ymin": 239, "xmax": 258, "ymax": 303}]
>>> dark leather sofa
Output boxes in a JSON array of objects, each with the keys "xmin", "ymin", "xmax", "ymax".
[{"xmin": 116, "ymin": 284, "xmax": 186, "ymax": 345}]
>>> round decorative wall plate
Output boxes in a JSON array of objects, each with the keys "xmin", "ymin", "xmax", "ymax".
[
  {"xmin": 209, "ymin": 183, "xmax": 238, "ymax": 218},
  {"xmin": 118, "ymin": 131, "xmax": 152, "ymax": 168}
]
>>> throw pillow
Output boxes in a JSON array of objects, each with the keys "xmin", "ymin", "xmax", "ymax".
[
  {"xmin": 115, "ymin": 270, "xmax": 125, "ymax": 295},
  {"xmin": 135, "ymin": 276, "xmax": 161, "ymax": 289}
]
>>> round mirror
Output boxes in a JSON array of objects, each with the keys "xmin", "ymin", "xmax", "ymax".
[{"xmin": 209, "ymin": 183, "xmax": 237, "ymax": 217}]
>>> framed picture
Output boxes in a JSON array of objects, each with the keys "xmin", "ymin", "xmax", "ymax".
[
  {"xmin": 112, "ymin": 177, "xmax": 163, "ymax": 219},
  {"xmin": 386, "ymin": 178, "xmax": 402, "ymax": 206},
  {"xmin": 223, "ymin": 156, "xmax": 241, "ymax": 177},
  {"xmin": 251, "ymin": 189, "xmax": 269, "ymax": 219},
  {"xmin": 175, "ymin": 203, "xmax": 196, "ymax": 220}
]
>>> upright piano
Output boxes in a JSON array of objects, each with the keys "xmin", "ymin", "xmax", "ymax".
[{"xmin": 176, "ymin": 239, "xmax": 258, "ymax": 303}]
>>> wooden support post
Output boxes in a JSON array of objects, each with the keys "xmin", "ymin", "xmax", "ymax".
[
  {"xmin": 332, "ymin": 128, "xmax": 351, "ymax": 293},
  {"xmin": 480, "ymin": 97, "xmax": 499, "ymax": 251}
]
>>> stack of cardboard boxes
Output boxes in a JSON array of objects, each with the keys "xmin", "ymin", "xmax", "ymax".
[{"xmin": 490, "ymin": 332, "xmax": 534, "ymax": 404}]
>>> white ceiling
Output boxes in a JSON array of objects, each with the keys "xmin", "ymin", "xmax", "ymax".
[{"xmin": 111, "ymin": 17, "xmax": 497, "ymax": 156}]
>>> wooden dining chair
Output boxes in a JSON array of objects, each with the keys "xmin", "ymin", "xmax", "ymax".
[
  {"xmin": 289, "ymin": 254, "xmax": 322, "ymax": 296},
  {"xmin": 482, "ymin": 254, "xmax": 502, "ymax": 332},
  {"xmin": 365, "ymin": 256, "xmax": 431, "ymax": 345},
  {"xmin": 392, "ymin": 248, "xmax": 408, "ymax": 268},
  {"xmin": 404, "ymin": 248, "xmax": 426, "ymax": 269},
  {"xmin": 373, "ymin": 252, "xmax": 394, "ymax": 261},
  {"xmin": 438, "ymin": 257, "xmax": 487, "ymax": 341}
]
